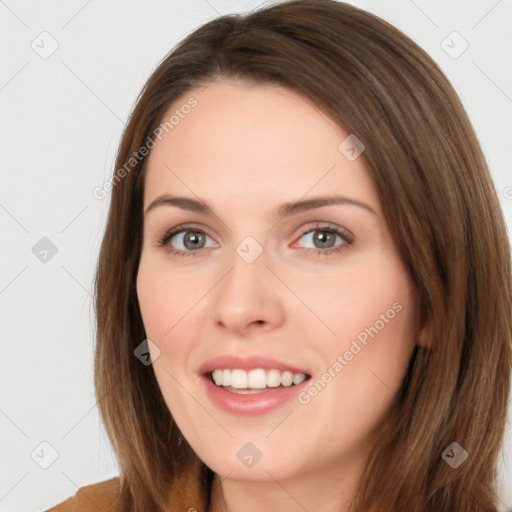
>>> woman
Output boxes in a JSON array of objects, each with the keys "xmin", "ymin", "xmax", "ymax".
[{"xmin": 48, "ymin": 0, "xmax": 512, "ymax": 510}]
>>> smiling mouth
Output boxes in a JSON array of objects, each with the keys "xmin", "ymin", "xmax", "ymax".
[{"xmin": 207, "ymin": 368, "xmax": 312, "ymax": 394}]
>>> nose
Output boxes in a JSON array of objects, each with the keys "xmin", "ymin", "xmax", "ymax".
[{"xmin": 211, "ymin": 245, "xmax": 285, "ymax": 337}]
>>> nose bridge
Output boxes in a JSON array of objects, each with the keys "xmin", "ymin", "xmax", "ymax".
[
  {"xmin": 220, "ymin": 234, "xmax": 268, "ymax": 305},
  {"xmin": 212, "ymin": 234, "xmax": 284, "ymax": 332},
  {"xmin": 235, "ymin": 234, "xmax": 265, "ymax": 266}
]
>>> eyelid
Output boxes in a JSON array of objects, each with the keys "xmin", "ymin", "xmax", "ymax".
[{"xmin": 296, "ymin": 221, "xmax": 353, "ymax": 240}]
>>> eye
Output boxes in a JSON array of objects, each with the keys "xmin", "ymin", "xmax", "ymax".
[
  {"xmin": 293, "ymin": 223, "xmax": 353, "ymax": 256},
  {"xmin": 154, "ymin": 222, "xmax": 353, "ymax": 258},
  {"xmin": 154, "ymin": 223, "xmax": 215, "ymax": 257}
]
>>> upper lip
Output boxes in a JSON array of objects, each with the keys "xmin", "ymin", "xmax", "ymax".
[{"xmin": 199, "ymin": 355, "xmax": 311, "ymax": 376}]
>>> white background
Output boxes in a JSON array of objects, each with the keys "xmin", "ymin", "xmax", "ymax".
[{"xmin": 1, "ymin": 0, "xmax": 511, "ymax": 510}]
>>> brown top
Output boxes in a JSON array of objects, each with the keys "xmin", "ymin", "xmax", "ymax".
[{"xmin": 46, "ymin": 457, "xmax": 209, "ymax": 511}]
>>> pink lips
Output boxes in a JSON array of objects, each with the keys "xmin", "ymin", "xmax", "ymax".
[{"xmin": 198, "ymin": 354, "xmax": 312, "ymax": 416}]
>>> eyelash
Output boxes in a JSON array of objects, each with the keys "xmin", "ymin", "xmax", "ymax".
[{"xmin": 154, "ymin": 222, "xmax": 353, "ymax": 258}]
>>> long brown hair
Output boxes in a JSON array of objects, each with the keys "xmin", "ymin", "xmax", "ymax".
[{"xmin": 93, "ymin": 1, "xmax": 512, "ymax": 510}]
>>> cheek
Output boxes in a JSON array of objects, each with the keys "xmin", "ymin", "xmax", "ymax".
[
  {"xmin": 299, "ymin": 252, "xmax": 417, "ymax": 403},
  {"xmin": 136, "ymin": 257, "xmax": 199, "ymax": 340},
  {"xmin": 136, "ymin": 257, "xmax": 208, "ymax": 396},
  {"xmin": 136, "ymin": 261, "xmax": 196, "ymax": 413},
  {"xmin": 298, "ymin": 295, "xmax": 415, "ymax": 456},
  {"xmin": 289, "ymin": 252, "xmax": 412, "ymax": 346},
  {"xmin": 319, "ymin": 290, "xmax": 415, "ymax": 416}
]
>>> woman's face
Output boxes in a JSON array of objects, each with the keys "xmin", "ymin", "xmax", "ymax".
[{"xmin": 136, "ymin": 78, "xmax": 420, "ymax": 482}]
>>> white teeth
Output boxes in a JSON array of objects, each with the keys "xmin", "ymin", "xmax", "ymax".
[
  {"xmin": 281, "ymin": 371, "xmax": 293, "ymax": 387},
  {"xmin": 210, "ymin": 368, "xmax": 308, "ymax": 389},
  {"xmin": 293, "ymin": 373, "xmax": 306, "ymax": 385},
  {"xmin": 247, "ymin": 368, "xmax": 266, "ymax": 388},
  {"xmin": 231, "ymin": 369, "xmax": 248, "ymax": 388},
  {"xmin": 212, "ymin": 369, "xmax": 223, "ymax": 386},
  {"xmin": 266, "ymin": 369, "xmax": 282, "ymax": 387}
]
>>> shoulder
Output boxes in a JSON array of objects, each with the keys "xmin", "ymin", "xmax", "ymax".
[{"xmin": 45, "ymin": 477, "xmax": 119, "ymax": 511}]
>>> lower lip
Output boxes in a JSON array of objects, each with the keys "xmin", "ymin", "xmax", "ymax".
[{"xmin": 200, "ymin": 374, "xmax": 310, "ymax": 416}]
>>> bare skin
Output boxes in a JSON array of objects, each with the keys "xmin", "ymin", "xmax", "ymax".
[{"xmin": 136, "ymin": 78, "xmax": 428, "ymax": 512}]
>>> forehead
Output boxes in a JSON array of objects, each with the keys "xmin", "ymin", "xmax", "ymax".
[{"xmin": 142, "ymin": 79, "xmax": 380, "ymax": 215}]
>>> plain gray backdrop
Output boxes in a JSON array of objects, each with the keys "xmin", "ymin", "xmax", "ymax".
[{"xmin": 1, "ymin": 0, "xmax": 511, "ymax": 510}]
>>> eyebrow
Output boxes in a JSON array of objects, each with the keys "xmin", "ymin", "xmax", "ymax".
[{"xmin": 144, "ymin": 194, "xmax": 377, "ymax": 218}]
